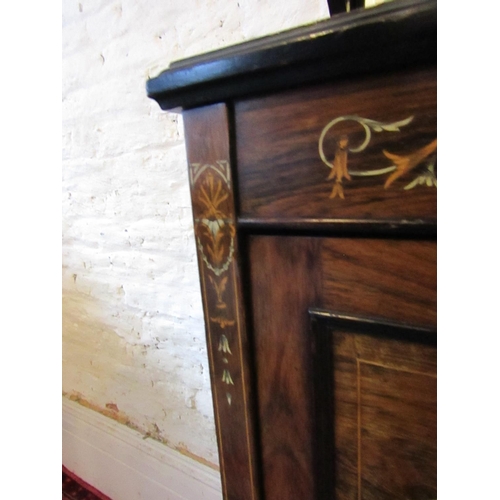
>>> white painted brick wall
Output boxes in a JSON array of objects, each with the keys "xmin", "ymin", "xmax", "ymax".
[{"xmin": 62, "ymin": 0, "xmax": 329, "ymax": 466}]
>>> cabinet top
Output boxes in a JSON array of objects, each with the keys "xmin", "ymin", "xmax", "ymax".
[{"xmin": 146, "ymin": 0, "xmax": 436, "ymax": 112}]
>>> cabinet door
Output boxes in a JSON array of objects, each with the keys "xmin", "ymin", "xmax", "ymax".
[{"xmin": 248, "ymin": 236, "xmax": 436, "ymax": 500}]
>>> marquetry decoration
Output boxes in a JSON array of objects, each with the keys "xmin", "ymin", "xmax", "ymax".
[
  {"xmin": 192, "ymin": 163, "xmax": 235, "ymax": 277},
  {"xmin": 318, "ymin": 115, "xmax": 437, "ymax": 199},
  {"xmin": 190, "ymin": 159, "xmax": 238, "ymax": 406},
  {"xmin": 150, "ymin": 6, "xmax": 437, "ymax": 500},
  {"xmin": 183, "ymin": 104, "xmax": 259, "ymax": 500}
]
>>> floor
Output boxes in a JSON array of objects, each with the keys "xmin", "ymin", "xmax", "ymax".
[{"xmin": 62, "ymin": 467, "xmax": 112, "ymax": 500}]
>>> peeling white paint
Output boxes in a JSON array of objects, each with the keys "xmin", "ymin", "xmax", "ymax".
[{"xmin": 62, "ymin": 0, "xmax": 329, "ymax": 466}]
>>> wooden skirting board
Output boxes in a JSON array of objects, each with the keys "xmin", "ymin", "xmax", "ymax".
[{"xmin": 62, "ymin": 397, "xmax": 222, "ymax": 500}]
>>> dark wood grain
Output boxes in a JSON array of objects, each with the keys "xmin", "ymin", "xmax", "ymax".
[
  {"xmin": 150, "ymin": 5, "xmax": 437, "ymax": 498},
  {"xmin": 248, "ymin": 236, "xmax": 322, "ymax": 500},
  {"xmin": 247, "ymin": 236, "xmax": 436, "ymax": 498},
  {"xmin": 310, "ymin": 312, "xmax": 436, "ymax": 500},
  {"xmin": 321, "ymin": 239, "xmax": 437, "ymax": 327},
  {"xmin": 235, "ymin": 68, "xmax": 436, "ymax": 221},
  {"xmin": 359, "ymin": 363, "xmax": 436, "ymax": 500},
  {"xmin": 183, "ymin": 104, "xmax": 260, "ymax": 500}
]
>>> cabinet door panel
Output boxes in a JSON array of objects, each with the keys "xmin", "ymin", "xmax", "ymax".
[
  {"xmin": 311, "ymin": 312, "xmax": 436, "ymax": 500},
  {"xmin": 248, "ymin": 236, "xmax": 436, "ymax": 500},
  {"xmin": 322, "ymin": 239, "xmax": 436, "ymax": 327}
]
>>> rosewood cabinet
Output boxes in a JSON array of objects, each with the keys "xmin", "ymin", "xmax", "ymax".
[{"xmin": 147, "ymin": 1, "xmax": 437, "ymax": 499}]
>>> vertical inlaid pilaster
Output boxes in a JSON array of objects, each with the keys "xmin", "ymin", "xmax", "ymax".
[{"xmin": 183, "ymin": 103, "xmax": 259, "ymax": 500}]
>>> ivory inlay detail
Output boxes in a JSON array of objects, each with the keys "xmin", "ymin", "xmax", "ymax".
[{"xmin": 318, "ymin": 115, "xmax": 437, "ymax": 199}]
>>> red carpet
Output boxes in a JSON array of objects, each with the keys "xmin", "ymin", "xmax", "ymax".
[{"xmin": 62, "ymin": 467, "xmax": 112, "ymax": 500}]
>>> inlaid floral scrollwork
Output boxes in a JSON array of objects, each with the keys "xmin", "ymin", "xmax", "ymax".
[{"xmin": 318, "ymin": 115, "xmax": 437, "ymax": 199}]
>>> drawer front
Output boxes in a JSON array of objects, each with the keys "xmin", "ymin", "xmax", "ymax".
[{"xmin": 235, "ymin": 68, "xmax": 436, "ymax": 221}]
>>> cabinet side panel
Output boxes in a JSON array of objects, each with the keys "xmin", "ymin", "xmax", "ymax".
[{"xmin": 183, "ymin": 104, "xmax": 260, "ymax": 500}]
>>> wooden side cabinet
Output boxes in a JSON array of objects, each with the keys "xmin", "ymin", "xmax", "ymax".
[{"xmin": 147, "ymin": 1, "xmax": 437, "ymax": 499}]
